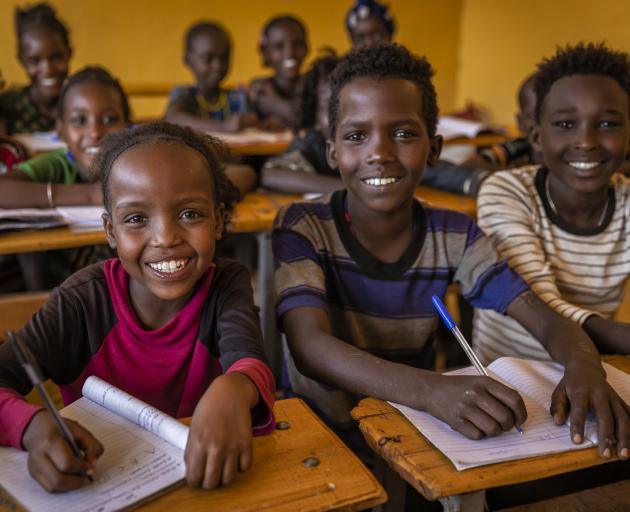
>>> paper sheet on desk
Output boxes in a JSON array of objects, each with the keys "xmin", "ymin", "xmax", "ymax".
[
  {"xmin": 0, "ymin": 207, "xmax": 66, "ymax": 231},
  {"xmin": 389, "ymin": 358, "xmax": 630, "ymax": 470},
  {"xmin": 56, "ymin": 206, "xmax": 105, "ymax": 232},
  {"xmin": 437, "ymin": 116, "xmax": 498, "ymax": 140},
  {"xmin": 13, "ymin": 131, "xmax": 67, "ymax": 153}
]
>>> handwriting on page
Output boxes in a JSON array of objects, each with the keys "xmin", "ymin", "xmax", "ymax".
[{"xmin": 0, "ymin": 398, "xmax": 185, "ymax": 512}]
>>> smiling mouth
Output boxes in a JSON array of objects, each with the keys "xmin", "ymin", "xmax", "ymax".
[
  {"xmin": 147, "ymin": 258, "xmax": 191, "ymax": 275},
  {"xmin": 568, "ymin": 161, "xmax": 600, "ymax": 170},
  {"xmin": 40, "ymin": 77, "xmax": 60, "ymax": 87},
  {"xmin": 83, "ymin": 146, "xmax": 100, "ymax": 155},
  {"xmin": 361, "ymin": 176, "xmax": 402, "ymax": 187},
  {"xmin": 283, "ymin": 59, "xmax": 298, "ymax": 69}
]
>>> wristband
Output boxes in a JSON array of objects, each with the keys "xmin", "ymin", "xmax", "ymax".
[{"xmin": 46, "ymin": 182, "xmax": 54, "ymax": 208}]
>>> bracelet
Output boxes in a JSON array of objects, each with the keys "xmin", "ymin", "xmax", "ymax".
[{"xmin": 46, "ymin": 182, "xmax": 54, "ymax": 208}]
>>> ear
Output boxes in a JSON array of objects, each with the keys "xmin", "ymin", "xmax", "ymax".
[
  {"xmin": 427, "ymin": 134, "xmax": 443, "ymax": 167},
  {"xmin": 214, "ymin": 204, "xmax": 225, "ymax": 241},
  {"xmin": 530, "ymin": 124, "xmax": 542, "ymax": 154},
  {"xmin": 326, "ymin": 138, "xmax": 338, "ymax": 171},
  {"xmin": 184, "ymin": 50, "xmax": 191, "ymax": 68},
  {"xmin": 102, "ymin": 212, "xmax": 117, "ymax": 250},
  {"xmin": 259, "ymin": 41, "xmax": 270, "ymax": 67}
]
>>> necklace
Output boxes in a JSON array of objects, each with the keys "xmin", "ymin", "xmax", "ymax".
[{"xmin": 545, "ymin": 175, "xmax": 609, "ymax": 228}]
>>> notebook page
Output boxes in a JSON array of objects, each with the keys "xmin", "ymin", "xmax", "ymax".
[
  {"xmin": 0, "ymin": 397, "xmax": 185, "ymax": 512},
  {"xmin": 388, "ymin": 366, "xmax": 589, "ymax": 470},
  {"xmin": 82, "ymin": 376, "xmax": 189, "ymax": 451}
]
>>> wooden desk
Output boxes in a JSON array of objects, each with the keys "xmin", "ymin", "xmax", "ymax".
[
  {"xmin": 351, "ymin": 355, "xmax": 630, "ymax": 512},
  {"xmin": 0, "ymin": 398, "xmax": 385, "ymax": 512}
]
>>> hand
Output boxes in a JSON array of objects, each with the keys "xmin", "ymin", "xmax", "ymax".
[
  {"xmin": 184, "ymin": 373, "xmax": 259, "ymax": 489},
  {"xmin": 551, "ymin": 360, "xmax": 630, "ymax": 459},
  {"xmin": 426, "ymin": 374, "xmax": 527, "ymax": 439},
  {"xmin": 224, "ymin": 112, "xmax": 259, "ymax": 133},
  {"xmin": 22, "ymin": 410, "xmax": 104, "ymax": 492}
]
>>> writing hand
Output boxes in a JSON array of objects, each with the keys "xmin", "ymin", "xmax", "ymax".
[
  {"xmin": 184, "ymin": 373, "xmax": 258, "ymax": 488},
  {"xmin": 22, "ymin": 410, "xmax": 104, "ymax": 492}
]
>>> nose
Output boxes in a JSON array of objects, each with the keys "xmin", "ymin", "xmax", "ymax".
[
  {"xmin": 41, "ymin": 58, "xmax": 53, "ymax": 76},
  {"xmin": 366, "ymin": 132, "xmax": 396, "ymax": 166},
  {"xmin": 150, "ymin": 217, "xmax": 182, "ymax": 248},
  {"xmin": 575, "ymin": 123, "xmax": 598, "ymax": 150},
  {"xmin": 87, "ymin": 119, "xmax": 106, "ymax": 141}
]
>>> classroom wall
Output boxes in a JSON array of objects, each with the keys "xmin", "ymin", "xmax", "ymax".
[
  {"xmin": 456, "ymin": 0, "xmax": 630, "ymax": 126},
  {"xmin": 0, "ymin": 0, "xmax": 463, "ymax": 119}
]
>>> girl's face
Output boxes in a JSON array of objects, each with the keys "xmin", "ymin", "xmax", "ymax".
[
  {"xmin": 263, "ymin": 22, "xmax": 307, "ymax": 81},
  {"xmin": 349, "ymin": 17, "xmax": 392, "ymax": 48},
  {"xmin": 104, "ymin": 142, "xmax": 223, "ymax": 313},
  {"xmin": 19, "ymin": 29, "xmax": 71, "ymax": 103},
  {"xmin": 58, "ymin": 81, "xmax": 128, "ymax": 180},
  {"xmin": 186, "ymin": 30, "xmax": 230, "ymax": 96}
]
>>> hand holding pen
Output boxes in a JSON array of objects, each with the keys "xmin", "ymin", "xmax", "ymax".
[
  {"xmin": 428, "ymin": 297, "xmax": 527, "ymax": 438},
  {"xmin": 9, "ymin": 331, "xmax": 103, "ymax": 492}
]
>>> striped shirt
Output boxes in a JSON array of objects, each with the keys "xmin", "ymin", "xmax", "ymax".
[
  {"xmin": 473, "ymin": 166, "xmax": 630, "ymax": 363},
  {"xmin": 273, "ymin": 190, "xmax": 528, "ymax": 423}
]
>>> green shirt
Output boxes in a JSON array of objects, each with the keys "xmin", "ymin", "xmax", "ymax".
[{"xmin": 15, "ymin": 148, "xmax": 80, "ymax": 183}]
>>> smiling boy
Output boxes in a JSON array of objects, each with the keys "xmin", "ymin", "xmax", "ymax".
[{"xmin": 272, "ymin": 44, "xmax": 629, "ymax": 459}]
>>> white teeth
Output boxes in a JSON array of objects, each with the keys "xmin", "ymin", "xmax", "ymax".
[
  {"xmin": 363, "ymin": 177, "xmax": 399, "ymax": 186},
  {"xmin": 84, "ymin": 146, "xmax": 100, "ymax": 155},
  {"xmin": 148, "ymin": 259, "xmax": 188, "ymax": 273},
  {"xmin": 568, "ymin": 161, "xmax": 599, "ymax": 170},
  {"xmin": 283, "ymin": 59, "xmax": 298, "ymax": 68},
  {"xmin": 40, "ymin": 77, "xmax": 58, "ymax": 86}
]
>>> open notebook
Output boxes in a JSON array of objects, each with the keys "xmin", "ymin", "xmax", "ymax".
[
  {"xmin": 0, "ymin": 376, "xmax": 189, "ymax": 512},
  {"xmin": 389, "ymin": 358, "xmax": 630, "ymax": 470}
]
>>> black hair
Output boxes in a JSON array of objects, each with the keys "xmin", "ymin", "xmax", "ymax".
[
  {"xmin": 261, "ymin": 14, "xmax": 307, "ymax": 43},
  {"xmin": 185, "ymin": 21, "xmax": 230, "ymax": 53},
  {"xmin": 328, "ymin": 43, "xmax": 438, "ymax": 137},
  {"xmin": 345, "ymin": 0, "xmax": 395, "ymax": 37},
  {"xmin": 57, "ymin": 66, "xmax": 132, "ymax": 124},
  {"xmin": 96, "ymin": 122, "xmax": 240, "ymax": 219},
  {"xmin": 15, "ymin": 2, "xmax": 70, "ymax": 53},
  {"xmin": 295, "ymin": 48, "xmax": 339, "ymax": 131},
  {"xmin": 535, "ymin": 42, "xmax": 630, "ymax": 121}
]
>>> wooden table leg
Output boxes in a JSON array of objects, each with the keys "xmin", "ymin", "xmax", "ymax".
[
  {"xmin": 257, "ymin": 231, "xmax": 281, "ymax": 382},
  {"xmin": 373, "ymin": 457, "xmax": 406, "ymax": 512},
  {"xmin": 439, "ymin": 490, "xmax": 486, "ymax": 512}
]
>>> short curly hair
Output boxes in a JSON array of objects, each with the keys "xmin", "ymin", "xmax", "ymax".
[
  {"xmin": 15, "ymin": 2, "xmax": 71, "ymax": 54},
  {"xmin": 328, "ymin": 43, "xmax": 438, "ymax": 138},
  {"xmin": 535, "ymin": 42, "xmax": 630, "ymax": 121},
  {"xmin": 95, "ymin": 122, "xmax": 240, "ymax": 221},
  {"xmin": 185, "ymin": 21, "xmax": 230, "ymax": 53}
]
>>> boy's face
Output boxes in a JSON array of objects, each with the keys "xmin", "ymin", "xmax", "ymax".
[
  {"xmin": 186, "ymin": 31, "xmax": 230, "ymax": 95},
  {"xmin": 263, "ymin": 22, "xmax": 307, "ymax": 81},
  {"xmin": 58, "ymin": 81, "xmax": 127, "ymax": 180},
  {"xmin": 20, "ymin": 29, "xmax": 70, "ymax": 103},
  {"xmin": 327, "ymin": 77, "xmax": 441, "ymax": 215},
  {"xmin": 350, "ymin": 17, "xmax": 392, "ymax": 48},
  {"xmin": 103, "ymin": 142, "xmax": 223, "ymax": 310},
  {"xmin": 532, "ymin": 74, "xmax": 630, "ymax": 194}
]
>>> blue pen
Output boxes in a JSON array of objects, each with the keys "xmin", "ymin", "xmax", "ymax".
[{"xmin": 431, "ymin": 295, "xmax": 524, "ymax": 435}]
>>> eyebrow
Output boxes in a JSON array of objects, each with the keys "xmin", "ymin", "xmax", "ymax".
[
  {"xmin": 338, "ymin": 118, "xmax": 422, "ymax": 129},
  {"xmin": 115, "ymin": 197, "xmax": 211, "ymax": 210},
  {"xmin": 551, "ymin": 107, "xmax": 625, "ymax": 116}
]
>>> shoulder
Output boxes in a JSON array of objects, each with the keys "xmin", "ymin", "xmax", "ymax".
[
  {"xmin": 274, "ymin": 194, "xmax": 335, "ymax": 231},
  {"xmin": 480, "ymin": 165, "xmax": 538, "ymax": 195},
  {"xmin": 478, "ymin": 165, "xmax": 540, "ymax": 217},
  {"xmin": 58, "ymin": 261, "xmax": 108, "ymax": 291},
  {"xmin": 0, "ymin": 87, "xmax": 28, "ymax": 105},
  {"xmin": 422, "ymin": 201, "xmax": 476, "ymax": 233},
  {"xmin": 213, "ymin": 258, "xmax": 250, "ymax": 283},
  {"xmin": 15, "ymin": 148, "xmax": 71, "ymax": 181}
]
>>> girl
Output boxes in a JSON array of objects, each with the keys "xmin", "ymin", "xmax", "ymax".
[
  {"xmin": 248, "ymin": 15, "xmax": 309, "ymax": 129},
  {"xmin": 0, "ymin": 3, "xmax": 72, "ymax": 135},
  {"xmin": 0, "ymin": 121, "xmax": 276, "ymax": 492},
  {"xmin": 345, "ymin": 0, "xmax": 395, "ymax": 48}
]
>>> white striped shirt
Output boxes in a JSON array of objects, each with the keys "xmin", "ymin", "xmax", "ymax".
[{"xmin": 473, "ymin": 166, "xmax": 630, "ymax": 363}]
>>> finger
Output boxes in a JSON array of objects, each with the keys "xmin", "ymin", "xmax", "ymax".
[
  {"xmin": 550, "ymin": 380, "xmax": 569, "ymax": 426},
  {"xmin": 239, "ymin": 443, "xmax": 252, "ymax": 473},
  {"xmin": 451, "ymin": 415, "xmax": 486, "ymax": 440},
  {"xmin": 612, "ymin": 400, "xmax": 630, "ymax": 459},
  {"xmin": 477, "ymin": 388, "xmax": 520, "ymax": 431},
  {"xmin": 202, "ymin": 450, "xmax": 223, "ymax": 490},
  {"xmin": 221, "ymin": 452, "xmax": 239, "ymax": 487},
  {"xmin": 568, "ymin": 391, "xmax": 589, "ymax": 445},
  {"xmin": 184, "ymin": 443, "xmax": 205, "ymax": 488},
  {"xmin": 462, "ymin": 405, "xmax": 504, "ymax": 437},
  {"xmin": 485, "ymin": 381, "xmax": 527, "ymax": 427},
  {"xmin": 47, "ymin": 436, "xmax": 93, "ymax": 477},
  {"xmin": 593, "ymin": 399, "xmax": 615, "ymax": 459},
  {"xmin": 28, "ymin": 451, "xmax": 87, "ymax": 492},
  {"xmin": 68, "ymin": 421, "xmax": 104, "ymax": 463}
]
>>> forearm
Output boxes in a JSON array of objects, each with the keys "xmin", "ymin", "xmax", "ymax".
[
  {"xmin": 583, "ymin": 315, "xmax": 630, "ymax": 354},
  {"xmin": 0, "ymin": 180, "xmax": 101, "ymax": 208},
  {"xmin": 165, "ymin": 108, "xmax": 234, "ymax": 133},
  {"xmin": 261, "ymin": 168, "xmax": 342, "ymax": 194}
]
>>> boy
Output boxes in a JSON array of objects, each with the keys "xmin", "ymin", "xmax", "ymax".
[
  {"xmin": 272, "ymin": 44, "xmax": 629, "ymax": 459},
  {"xmin": 475, "ymin": 43, "xmax": 630, "ymax": 363},
  {"xmin": 165, "ymin": 21, "xmax": 257, "ymax": 133}
]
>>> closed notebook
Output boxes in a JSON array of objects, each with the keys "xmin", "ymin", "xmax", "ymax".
[
  {"xmin": 389, "ymin": 357, "xmax": 630, "ymax": 470},
  {"xmin": 0, "ymin": 376, "xmax": 189, "ymax": 512}
]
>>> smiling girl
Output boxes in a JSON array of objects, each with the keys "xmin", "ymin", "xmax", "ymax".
[
  {"xmin": 0, "ymin": 121, "xmax": 275, "ymax": 493},
  {"xmin": 0, "ymin": 3, "xmax": 72, "ymax": 135}
]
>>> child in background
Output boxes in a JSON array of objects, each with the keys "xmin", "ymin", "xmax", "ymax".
[
  {"xmin": 262, "ymin": 49, "xmax": 490, "ymax": 196},
  {"xmin": 0, "ymin": 3, "xmax": 72, "ymax": 135},
  {"xmin": 474, "ymin": 43, "xmax": 630, "ymax": 363},
  {"xmin": 273, "ymin": 44, "xmax": 629, "ymax": 461},
  {"xmin": 248, "ymin": 15, "xmax": 308, "ymax": 129},
  {"xmin": 165, "ymin": 21, "xmax": 257, "ymax": 133},
  {"xmin": 345, "ymin": 0, "xmax": 395, "ymax": 48},
  {"xmin": 0, "ymin": 121, "xmax": 275, "ymax": 492}
]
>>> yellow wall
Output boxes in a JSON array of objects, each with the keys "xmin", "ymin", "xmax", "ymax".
[
  {"xmin": 0, "ymin": 0, "xmax": 463, "ymax": 119},
  {"xmin": 456, "ymin": 0, "xmax": 630, "ymax": 125}
]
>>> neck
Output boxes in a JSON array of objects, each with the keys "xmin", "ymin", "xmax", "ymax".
[
  {"xmin": 129, "ymin": 279, "xmax": 192, "ymax": 330},
  {"xmin": 547, "ymin": 173, "xmax": 610, "ymax": 230},
  {"xmin": 347, "ymin": 193, "xmax": 414, "ymax": 263},
  {"xmin": 200, "ymin": 87, "xmax": 221, "ymax": 104},
  {"xmin": 272, "ymin": 74, "xmax": 297, "ymax": 96}
]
